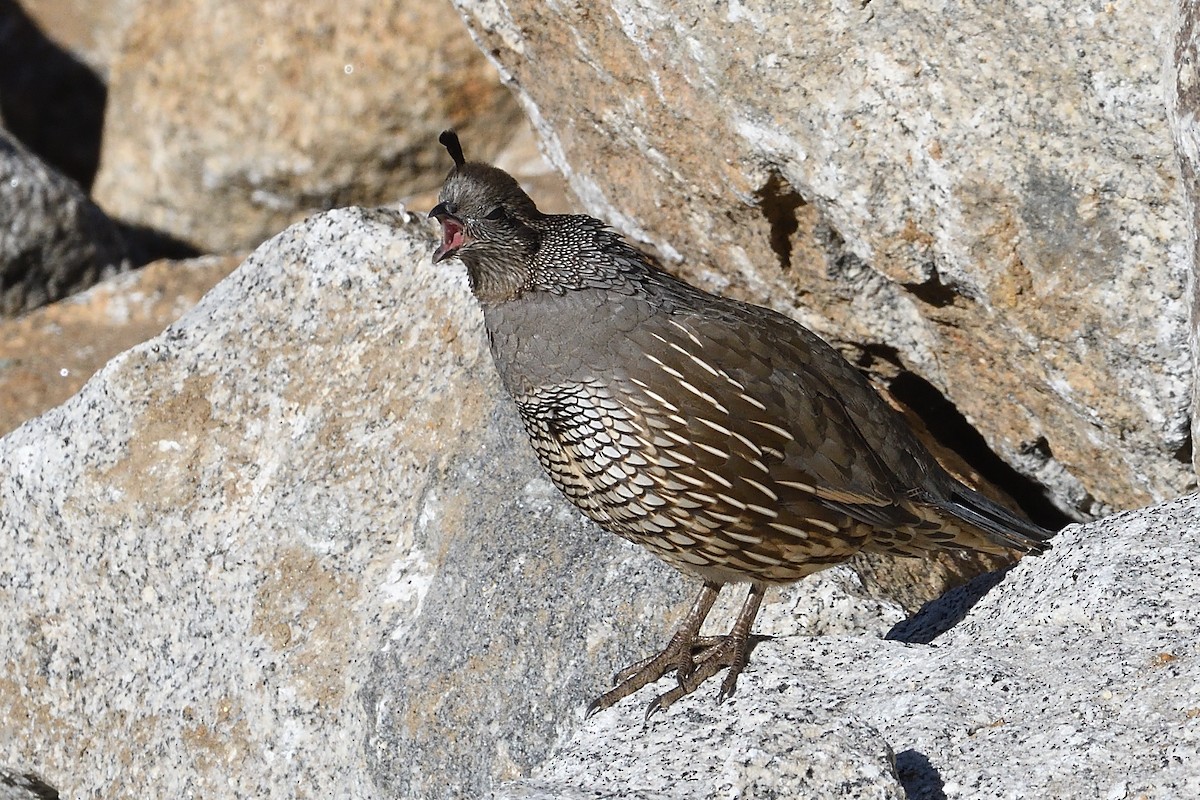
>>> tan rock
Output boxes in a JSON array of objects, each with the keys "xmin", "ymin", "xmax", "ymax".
[
  {"xmin": 452, "ymin": 0, "xmax": 1196, "ymax": 518},
  {"xmin": 0, "ymin": 207, "xmax": 1022, "ymax": 798},
  {"xmin": 92, "ymin": 0, "xmax": 524, "ymax": 252},
  {"xmin": 0, "ymin": 253, "xmax": 239, "ymax": 438},
  {"xmin": 14, "ymin": 0, "xmax": 140, "ymax": 78}
]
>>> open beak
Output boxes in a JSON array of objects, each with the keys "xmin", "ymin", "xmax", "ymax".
[{"xmin": 429, "ymin": 202, "xmax": 470, "ymax": 264}]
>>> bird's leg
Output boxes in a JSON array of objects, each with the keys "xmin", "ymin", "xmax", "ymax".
[
  {"xmin": 646, "ymin": 583, "xmax": 766, "ymax": 716},
  {"xmin": 586, "ymin": 581, "xmax": 722, "ymax": 717}
]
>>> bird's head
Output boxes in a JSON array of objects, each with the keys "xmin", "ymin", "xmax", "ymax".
[{"xmin": 429, "ymin": 131, "xmax": 543, "ymax": 301}]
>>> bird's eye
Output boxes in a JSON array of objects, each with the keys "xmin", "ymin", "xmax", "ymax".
[{"xmin": 483, "ymin": 206, "xmax": 507, "ymax": 221}]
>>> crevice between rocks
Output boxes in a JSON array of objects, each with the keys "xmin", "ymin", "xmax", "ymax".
[
  {"xmin": 893, "ymin": 748, "xmax": 949, "ymax": 800},
  {"xmin": 873, "ymin": 357, "xmax": 1071, "ymax": 533}
]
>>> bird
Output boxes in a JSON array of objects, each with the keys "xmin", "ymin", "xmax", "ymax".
[{"xmin": 427, "ymin": 130, "xmax": 1055, "ymax": 716}]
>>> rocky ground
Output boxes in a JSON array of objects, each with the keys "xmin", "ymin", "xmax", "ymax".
[
  {"xmin": 0, "ymin": 209, "xmax": 1195, "ymax": 799},
  {"xmin": 2, "ymin": 0, "xmax": 1199, "ymax": 797}
]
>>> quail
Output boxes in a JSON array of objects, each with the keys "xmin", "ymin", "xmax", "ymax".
[{"xmin": 428, "ymin": 130, "xmax": 1054, "ymax": 716}]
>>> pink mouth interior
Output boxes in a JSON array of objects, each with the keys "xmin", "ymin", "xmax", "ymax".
[{"xmin": 441, "ymin": 218, "xmax": 465, "ymax": 254}]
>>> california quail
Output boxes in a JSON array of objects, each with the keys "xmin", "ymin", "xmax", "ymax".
[{"xmin": 428, "ymin": 130, "xmax": 1054, "ymax": 715}]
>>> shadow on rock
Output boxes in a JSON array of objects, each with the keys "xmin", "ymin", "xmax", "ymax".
[
  {"xmin": 0, "ymin": 0, "xmax": 107, "ymax": 190},
  {"xmin": 894, "ymin": 749, "xmax": 948, "ymax": 800},
  {"xmin": 117, "ymin": 220, "xmax": 203, "ymax": 266},
  {"xmin": 884, "ymin": 568, "xmax": 1010, "ymax": 644}
]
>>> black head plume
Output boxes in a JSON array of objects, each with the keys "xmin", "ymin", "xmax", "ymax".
[{"xmin": 439, "ymin": 130, "xmax": 465, "ymax": 168}]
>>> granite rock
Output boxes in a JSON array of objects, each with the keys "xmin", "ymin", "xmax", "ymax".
[
  {"xmin": 2, "ymin": 206, "xmax": 1190, "ymax": 797},
  {"xmin": 497, "ymin": 705, "xmax": 905, "ymax": 800},
  {"xmin": 1169, "ymin": 0, "xmax": 1200, "ymax": 478},
  {"xmin": 0, "ymin": 253, "xmax": 239, "ymax": 437},
  {"xmin": 0, "ymin": 128, "xmax": 129, "ymax": 315},
  {"xmin": 0, "ymin": 207, "xmax": 903, "ymax": 798},
  {"xmin": 91, "ymin": 0, "xmax": 525, "ymax": 252},
  {"xmin": 451, "ymin": 0, "xmax": 1195, "ymax": 519},
  {"xmin": 498, "ymin": 496, "xmax": 1200, "ymax": 799}
]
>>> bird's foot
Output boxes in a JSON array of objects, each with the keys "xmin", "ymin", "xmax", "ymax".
[
  {"xmin": 585, "ymin": 583, "xmax": 766, "ymax": 718},
  {"xmin": 585, "ymin": 627, "xmax": 700, "ymax": 718},
  {"xmin": 643, "ymin": 631, "xmax": 752, "ymax": 717}
]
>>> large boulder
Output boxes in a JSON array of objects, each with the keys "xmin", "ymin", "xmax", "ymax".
[
  {"xmin": 500, "ymin": 497, "xmax": 1200, "ymax": 799},
  {"xmin": 0, "ymin": 207, "xmax": 1190, "ymax": 798},
  {"xmin": 450, "ymin": 0, "xmax": 1196, "ymax": 520},
  {"xmin": 1170, "ymin": 0, "xmax": 1200, "ymax": 479},
  {"xmin": 0, "ymin": 208, "xmax": 900, "ymax": 798},
  {"xmin": 91, "ymin": 0, "xmax": 525, "ymax": 253}
]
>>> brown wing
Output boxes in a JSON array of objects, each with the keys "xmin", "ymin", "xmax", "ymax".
[{"xmin": 619, "ymin": 301, "xmax": 928, "ymax": 519}]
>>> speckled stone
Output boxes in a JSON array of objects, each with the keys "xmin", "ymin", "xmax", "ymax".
[
  {"xmin": 452, "ymin": 0, "xmax": 1194, "ymax": 518},
  {"xmin": 500, "ymin": 496, "xmax": 1200, "ymax": 799},
  {"xmin": 0, "ymin": 207, "xmax": 903, "ymax": 798},
  {"xmin": 498, "ymin": 704, "xmax": 904, "ymax": 800},
  {"xmin": 1169, "ymin": 0, "xmax": 1200, "ymax": 478}
]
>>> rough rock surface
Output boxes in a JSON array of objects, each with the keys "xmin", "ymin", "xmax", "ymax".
[
  {"xmin": 451, "ymin": 0, "xmax": 1194, "ymax": 519},
  {"xmin": 499, "ymin": 705, "xmax": 905, "ymax": 800},
  {"xmin": 0, "ymin": 208, "xmax": 905, "ymax": 798},
  {"xmin": 0, "ymin": 253, "xmax": 239, "ymax": 437},
  {"xmin": 1170, "ymin": 0, "xmax": 1200, "ymax": 478},
  {"xmin": 1, "ymin": 207, "xmax": 1191, "ymax": 797},
  {"xmin": 498, "ymin": 497, "xmax": 1200, "ymax": 799},
  {"xmin": 0, "ymin": 128, "xmax": 129, "ymax": 315},
  {"xmin": 91, "ymin": 0, "xmax": 525, "ymax": 253}
]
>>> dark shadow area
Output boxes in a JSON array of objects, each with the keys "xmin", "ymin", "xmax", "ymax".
[
  {"xmin": 887, "ymin": 370, "xmax": 1072, "ymax": 532},
  {"xmin": 117, "ymin": 220, "xmax": 203, "ymax": 266},
  {"xmin": 0, "ymin": 770, "xmax": 59, "ymax": 800},
  {"xmin": 885, "ymin": 567, "xmax": 1009, "ymax": 644},
  {"xmin": 0, "ymin": 0, "xmax": 107, "ymax": 190},
  {"xmin": 902, "ymin": 269, "xmax": 958, "ymax": 308},
  {"xmin": 755, "ymin": 171, "xmax": 805, "ymax": 272},
  {"xmin": 1173, "ymin": 436, "xmax": 1193, "ymax": 467},
  {"xmin": 894, "ymin": 749, "xmax": 948, "ymax": 800}
]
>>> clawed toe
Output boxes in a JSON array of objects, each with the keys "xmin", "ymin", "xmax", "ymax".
[{"xmin": 586, "ymin": 582, "xmax": 766, "ymax": 716}]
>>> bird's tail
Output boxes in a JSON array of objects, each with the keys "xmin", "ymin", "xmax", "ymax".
[
  {"xmin": 862, "ymin": 484, "xmax": 1056, "ymax": 559},
  {"xmin": 932, "ymin": 485, "xmax": 1055, "ymax": 555}
]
